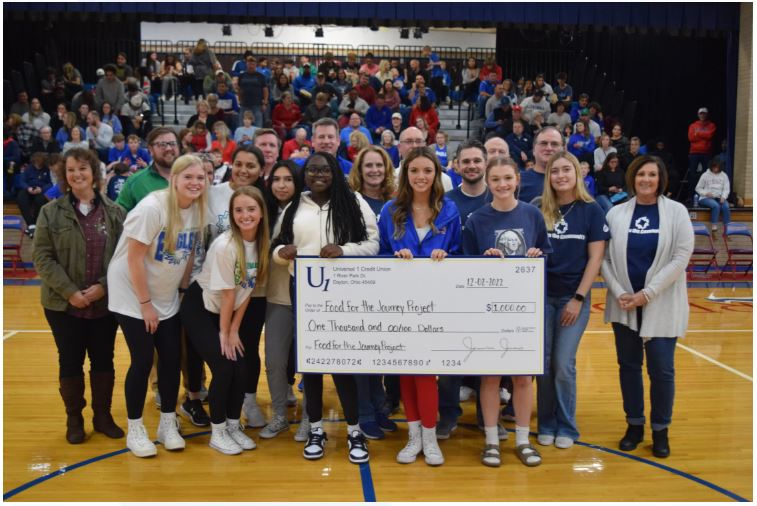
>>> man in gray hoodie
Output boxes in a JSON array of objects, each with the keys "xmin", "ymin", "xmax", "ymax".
[{"xmin": 94, "ymin": 64, "xmax": 126, "ymax": 112}]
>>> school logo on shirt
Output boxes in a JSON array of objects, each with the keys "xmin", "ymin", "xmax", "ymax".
[
  {"xmin": 494, "ymin": 228, "xmax": 526, "ymax": 257},
  {"xmin": 548, "ymin": 219, "xmax": 586, "ymax": 241},
  {"xmin": 629, "ymin": 216, "xmax": 659, "ymax": 235},
  {"xmin": 554, "ymin": 219, "xmax": 569, "ymax": 235},
  {"xmin": 234, "ymin": 262, "xmax": 258, "ymax": 289},
  {"xmin": 154, "ymin": 230, "xmax": 198, "ymax": 265}
]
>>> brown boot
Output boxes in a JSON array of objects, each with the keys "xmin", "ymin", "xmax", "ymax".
[
  {"xmin": 59, "ymin": 376, "xmax": 86, "ymax": 444},
  {"xmin": 90, "ymin": 371, "xmax": 124, "ymax": 439}
]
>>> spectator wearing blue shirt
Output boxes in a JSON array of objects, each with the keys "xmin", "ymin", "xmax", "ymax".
[
  {"xmin": 567, "ymin": 121, "xmax": 596, "ymax": 165},
  {"xmin": 554, "ymin": 72, "xmax": 573, "ymax": 103},
  {"xmin": 408, "ymin": 75, "xmax": 437, "ymax": 107},
  {"xmin": 293, "ymin": 66, "xmax": 317, "ymax": 106},
  {"xmin": 17, "ymin": 152, "xmax": 53, "ymax": 236},
  {"xmin": 477, "ymin": 72, "xmax": 499, "ymax": 118},
  {"xmin": 365, "ymin": 95, "xmax": 393, "ymax": 143},
  {"xmin": 569, "ymin": 93, "xmax": 590, "ymax": 124},
  {"xmin": 340, "ymin": 113, "xmax": 372, "ymax": 146},
  {"xmin": 294, "ymin": 118, "xmax": 353, "ymax": 175},
  {"xmin": 106, "ymin": 162, "xmax": 131, "ymax": 201},
  {"xmin": 215, "ymin": 81, "xmax": 240, "ymax": 128},
  {"xmin": 107, "ymin": 134, "xmax": 127, "ymax": 167},
  {"xmin": 379, "ymin": 130, "xmax": 400, "ymax": 168},
  {"xmin": 506, "ymin": 120, "xmax": 533, "ymax": 168},
  {"xmin": 119, "ymin": 134, "xmax": 152, "ymax": 172},
  {"xmin": 519, "ymin": 126, "xmax": 564, "ymax": 204},
  {"xmin": 230, "ymin": 51, "xmax": 253, "ymax": 78}
]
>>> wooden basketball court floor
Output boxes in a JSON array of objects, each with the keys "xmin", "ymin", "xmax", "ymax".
[{"xmin": 2, "ymin": 283, "xmax": 753, "ymax": 502}]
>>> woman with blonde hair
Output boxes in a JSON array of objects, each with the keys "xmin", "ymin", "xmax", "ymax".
[
  {"xmin": 375, "ymin": 59, "xmax": 393, "ymax": 84},
  {"xmin": 536, "ymin": 151, "xmax": 608, "ymax": 450},
  {"xmin": 189, "ymin": 39, "xmax": 218, "ymax": 100},
  {"xmin": 346, "ymin": 130, "xmax": 371, "ymax": 161},
  {"xmin": 210, "ymin": 121, "xmax": 237, "ymax": 165},
  {"xmin": 107, "ymin": 154, "xmax": 207, "ymax": 458},
  {"xmin": 180, "ymin": 186, "xmax": 270, "ymax": 455}
]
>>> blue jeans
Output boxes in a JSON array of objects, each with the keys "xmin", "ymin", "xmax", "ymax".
[
  {"xmin": 437, "ymin": 375, "xmax": 463, "ymax": 423},
  {"xmin": 595, "ymin": 194, "xmax": 613, "ymax": 214},
  {"xmin": 698, "ymin": 197, "xmax": 731, "ymax": 226},
  {"xmin": 687, "ymin": 154, "xmax": 710, "ymax": 201},
  {"xmin": 355, "ymin": 374, "xmax": 386, "ymax": 424},
  {"xmin": 240, "ymin": 105, "xmax": 264, "ymax": 128},
  {"xmin": 536, "ymin": 293, "xmax": 592, "ymax": 440},
  {"xmin": 613, "ymin": 312, "xmax": 677, "ymax": 431}
]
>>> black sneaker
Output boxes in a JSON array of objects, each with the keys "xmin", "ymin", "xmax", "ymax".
[
  {"xmin": 347, "ymin": 430, "xmax": 369, "ymax": 464},
  {"xmin": 180, "ymin": 398, "xmax": 210, "ymax": 427},
  {"xmin": 303, "ymin": 428, "xmax": 327, "ymax": 460}
]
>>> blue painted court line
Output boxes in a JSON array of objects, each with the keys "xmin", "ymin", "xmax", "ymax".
[
  {"xmin": 359, "ymin": 462, "xmax": 377, "ymax": 502},
  {"xmin": 3, "ymin": 278, "xmax": 40, "ymax": 286},
  {"xmin": 0, "ymin": 426, "xmax": 750, "ymax": 501}
]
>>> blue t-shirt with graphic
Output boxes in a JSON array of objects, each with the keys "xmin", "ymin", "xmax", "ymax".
[
  {"xmin": 546, "ymin": 200, "xmax": 609, "ymax": 296},
  {"xmin": 463, "ymin": 201, "xmax": 552, "ymax": 257},
  {"xmin": 445, "ymin": 186, "xmax": 492, "ymax": 228},
  {"xmin": 627, "ymin": 203, "xmax": 660, "ymax": 292}
]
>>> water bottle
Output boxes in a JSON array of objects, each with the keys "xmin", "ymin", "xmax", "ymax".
[{"xmin": 693, "ymin": 194, "xmax": 699, "ymax": 207}]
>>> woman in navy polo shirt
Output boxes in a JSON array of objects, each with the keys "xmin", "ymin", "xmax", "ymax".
[{"xmin": 536, "ymin": 151, "xmax": 608, "ymax": 450}]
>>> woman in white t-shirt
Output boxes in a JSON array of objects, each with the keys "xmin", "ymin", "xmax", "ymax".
[
  {"xmin": 180, "ymin": 186, "xmax": 270, "ymax": 455},
  {"xmin": 202, "ymin": 145, "xmax": 270, "ymax": 429},
  {"xmin": 107, "ymin": 154, "xmax": 207, "ymax": 458}
]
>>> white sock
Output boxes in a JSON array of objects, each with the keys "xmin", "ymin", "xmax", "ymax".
[
  {"xmin": 484, "ymin": 426, "xmax": 499, "ymax": 446},
  {"xmin": 211, "ymin": 421, "xmax": 226, "ymax": 433},
  {"xmin": 311, "ymin": 420, "xmax": 323, "ymax": 431},
  {"xmin": 515, "ymin": 425, "xmax": 530, "ymax": 446},
  {"xmin": 407, "ymin": 420, "xmax": 421, "ymax": 431},
  {"xmin": 244, "ymin": 392, "xmax": 257, "ymax": 404},
  {"xmin": 227, "ymin": 418, "xmax": 240, "ymax": 428},
  {"xmin": 347, "ymin": 424, "xmax": 359, "ymax": 435},
  {"xmin": 127, "ymin": 417, "xmax": 143, "ymax": 429},
  {"xmin": 160, "ymin": 411, "xmax": 175, "ymax": 423}
]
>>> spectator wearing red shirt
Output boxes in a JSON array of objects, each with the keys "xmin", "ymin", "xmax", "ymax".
[
  {"xmin": 355, "ymin": 73, "xmax": 377, "ymax": 106},
  {"xmin": 480, "ymin": 55, "xmax": 503, "ymax": 84},
  {"xmin": 409, "ymin": 97, "xmax": 440, "ymax": 144},
  {"xmin": 282, "ymin": 128, "xmax": 311, "ymax": 160},
  {"xmin": 686, "ymin": 107, "xmax": 717, "ymax": 203},
  {"xmin": 272, "ymin": 92, "xmax": 303, "ymax": 140},
  {"xmin": 210, "ymin": 121, "xmax": 237, "ymax": 164}
]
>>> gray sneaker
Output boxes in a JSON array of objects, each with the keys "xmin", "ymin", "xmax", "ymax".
[
  {"xmin": 436, "ymin": 419, "xmax": 458, "ymax": 440},
  {"xmin": 259, "ymin": 415, "xmax": 290, "ymax": 439},
  {"xmin": 294, "ymin": 417, "xmax": 311, "ymax": 442}
]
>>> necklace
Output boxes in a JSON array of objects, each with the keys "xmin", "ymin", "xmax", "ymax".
[{"xmin": 557, "ymin": 201, "xmax": 577, "ymax": 222}]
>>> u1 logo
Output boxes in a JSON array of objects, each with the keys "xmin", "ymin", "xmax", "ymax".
[{"xmin": 306, "ymin": 266, "xmax": 331, "ymax": 292}]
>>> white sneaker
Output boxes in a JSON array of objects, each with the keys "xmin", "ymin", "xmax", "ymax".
[
  {"xmin": 555, "ymin": 436, "xmax": 574, "ymax": 449},
  {"xmin": 396, "ymin": 422, "xmax": 423, "ymax": 464},
  {"xmin": 459, "ymin": 386, "xmax": 475, "ymax": 402},
  {"xmin": 209, "ymin": 422, "xmax": 243, "ymax": 455},
  {"xmin": 156, "ymin": 412, "xmax": 185, "ymax": 451},
  {"xmin": 243, "ymin": 397, "xmax": 267, "ymax": 428},
  {"xmin": 421, "ymin": 426, "xmax": 444, "ymax": 466},
  {"xmin": 499, "ymin": 388, "xmax": 512, "ymax": 404},
  {"xmin": 226, "ymin": 419, "xmax": 256, "ymax": 450},
  {"xmin": 286, "ymin": 386, "xmax": 298, "ymax": 407},
  {"xmin": 537, "ymin": 434, "xmax": 555, "ymax": 446},
  {"xmin": 260, "ymin": 415, "xmax": 290, "ymax": 439},
  {"xmin": 127, "ymin": 419, "xmax": 157, "ymax": 458},
  {"xmin": 294, "ymin": 417, "xmax": 311, "ymax": 442}
]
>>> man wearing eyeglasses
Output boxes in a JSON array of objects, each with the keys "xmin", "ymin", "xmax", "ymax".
[
  {"xmin": 518, "ymin": 126, "xmax": 563, "ymax": 204},
  {"xmin": 116, "ymin": 127, "xmax": 179, "ymax": 212},
  {"xmin": 395, "ymin": 127, "xmax": 452, "ymax": 191}
]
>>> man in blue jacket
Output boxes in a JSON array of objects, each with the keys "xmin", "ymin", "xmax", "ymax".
[{"xmin": 365, "ymin": 94, "xmax": 393, "ymax": 143}]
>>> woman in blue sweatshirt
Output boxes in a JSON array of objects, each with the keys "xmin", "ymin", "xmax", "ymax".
[{"xmin": 377, "ymin": 146, "xmax": 461, "ymax": 466}]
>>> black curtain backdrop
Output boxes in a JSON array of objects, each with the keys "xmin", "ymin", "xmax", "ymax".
[
  {"xmin": 496, "ymin": 27, "xmax": 729, "ymax": 177},
  {"xmin": 3, "ymin": 19, "xmax": 141, "ymax": 84}
]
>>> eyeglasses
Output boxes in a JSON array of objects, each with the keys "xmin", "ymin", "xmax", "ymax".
[
  {"xmin": 152, "ymin": 141, "xmax": 178, "ymax": 149},
  {"xmin": 305, "ymin": 166, "xmax": 331, "ymax": 176},
  {"xmin": 535, "ymin": 141, "xmax": 563, "ymax": 149},
  {"xmin": 401, "ymin": 139, "xmax": 426, "ymax": 146}
]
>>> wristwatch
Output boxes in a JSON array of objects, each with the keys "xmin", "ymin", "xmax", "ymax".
[{"xmin": 573, "ymin": 292, "xmax": 585, "ymax": 302}]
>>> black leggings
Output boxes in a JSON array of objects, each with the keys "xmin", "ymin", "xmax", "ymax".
[
  {"xmin": 303, "ymin": 373, "xmax": 359, "ymax": 425},
  {"xmin": 116, "ymin": 312, "xmax": 182, "ymax": 418},
  {"xmin": 180, "ymin": 282, "xmax": 247, "ymax": 424},
  {"xmin": 44, "ymin": 309, "xmax": 118, "ymax": 378},
  {"xmin": 241, "ymin": 297, "xmax": 266, "ymax": 394}
]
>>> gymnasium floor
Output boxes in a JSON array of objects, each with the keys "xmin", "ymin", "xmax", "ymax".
[{"xmin": 2, "ymin": 283, "xmax": 753, "ymax": 502}]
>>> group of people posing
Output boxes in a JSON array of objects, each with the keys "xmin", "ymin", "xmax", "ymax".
[{"xmin": 33, "ymin": 119, "xmax": 694, "ymax": 469}]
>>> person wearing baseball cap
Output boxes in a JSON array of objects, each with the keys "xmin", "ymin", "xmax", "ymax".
[
  {"xmin": 484, "ymin": 96, "xmax": 513, "ymax": 137},
  {"xmin": 686, "ymin": 106, "xmax": 717, "ymax": 203}
]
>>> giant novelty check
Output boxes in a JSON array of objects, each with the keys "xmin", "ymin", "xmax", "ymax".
[{"xmin": 295, "ymin": 257, "xmax": 545, "ymax": 375}]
